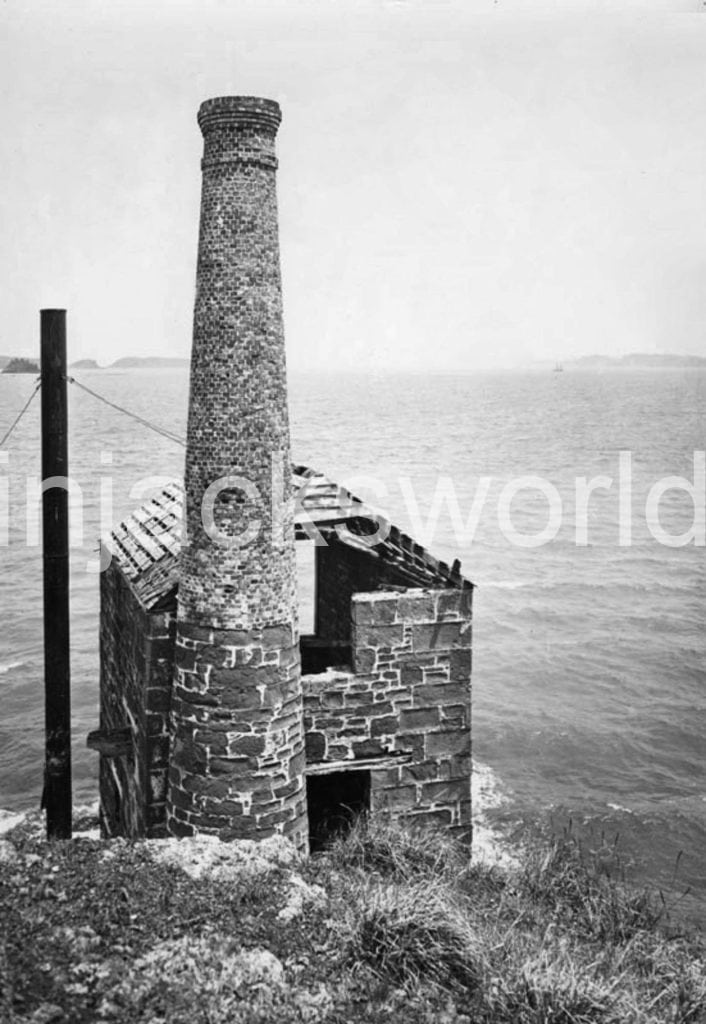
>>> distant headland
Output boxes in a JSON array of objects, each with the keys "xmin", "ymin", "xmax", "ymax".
[
  {"xmin": 70, "ymin": 356, "xmax": 190, "ymax": 369},
  {"xmin": 561, "ymin": 353, "xmax": 706, "ymax": 370},
  {"xmin": 70, "ymin": 358, "xmax": 101, "ymax": 369},
  {"xmin": 108, "ymin": 356, "xmax": 189, "ymax": 369},
  {"xmin": 69, "ymin": 357, "xmax": 189, "ymax": 369},
  {"xmin": 1, "ymin": 357, "xmax": 39, "ymax": 374},
  {"xmin": 0, "ymin": 355, "xmax": 190, "ymax": 372}
]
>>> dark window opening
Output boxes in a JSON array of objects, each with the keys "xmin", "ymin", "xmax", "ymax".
[
  {"xmin": 300, "ymin": 636, "xmax": 351, "ymax": 675},
  {"xmin": 306, "ymin": 770, "xmax": 371, "ymax": 852},
  {"xmin": 297, "ymin": 537, "xmax": 353, "ymax": 674}
]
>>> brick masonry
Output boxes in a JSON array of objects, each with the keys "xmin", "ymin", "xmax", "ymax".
[
  {"xmin": 95, "ymin": 96, "xmax": 473, "ymax": 849},
  {"xmin": 166, "ymin": 96, "xmax": 308, "ymax": 849}
]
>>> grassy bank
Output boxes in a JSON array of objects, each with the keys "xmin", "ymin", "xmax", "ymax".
[{"xmin": 0, "ymin": 813, "xmax": 704, "ymax": 1023}]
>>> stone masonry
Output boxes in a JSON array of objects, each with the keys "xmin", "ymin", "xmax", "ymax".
[
  {"xmin": 97, "ymin": 561, "xmax": 174, "ymax": 838},
  {"xmin": 167, "ymin": 97, "xmax": 308, "ymax": 848},
  {"xmin": 92, "ymin": 97, "xmax": 474, "ymax": 850},
  {"xmin": 303, "ymin": 588, "xmax": 472, "ymax": 837},
  {"xmin": 95, "ymin": 472, "xmax": 474, "ymax": 846}
]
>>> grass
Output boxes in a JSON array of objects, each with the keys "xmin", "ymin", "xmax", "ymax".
[
  {"xmin": 341, "ymin": 878, "xmax": 480, "ymax": 992},
  {"xmin": 0, "ymin": 812, "xmax": 704, "ymax": 1023}
]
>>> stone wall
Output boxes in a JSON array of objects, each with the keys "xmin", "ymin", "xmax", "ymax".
[
  {"xmin": 315, "ymin": 538, "xmax": 379, "ymax": 645},
  {"xmin": 98, "ymin": 576, "xmax": 471, "ymax": 839},
  {"xmin": 314, "ymin": 533, "xmax": 419, "ymax": 645},
  {"xmin": 98, "ymin": 577, "xmax": 472, "ymax": 841},
  {"xmin": 167, "ymin": 621, "xmax": 307, "ymax": 842},
  {"xmin": 98, "ymin": 563, "xmax": 174, "ymax": 838},
  {"xmin": 302, "ymin": 587, "xmax": 472, "ymax": 837}
]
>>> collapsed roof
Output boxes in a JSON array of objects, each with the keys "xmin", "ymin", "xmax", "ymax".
[{"xmin": 107, "ymin": 464, "xmax": 473, "ymax": 612}]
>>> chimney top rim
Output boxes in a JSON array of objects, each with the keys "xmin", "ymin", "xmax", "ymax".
[{"xmin": 198, "ymin": 96, "xmax": 282, "ymax": 136}]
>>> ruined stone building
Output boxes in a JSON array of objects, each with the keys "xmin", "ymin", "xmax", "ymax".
[{"xmin": 92, "ymin": 96, "xmax": 474, "ymax": 852}]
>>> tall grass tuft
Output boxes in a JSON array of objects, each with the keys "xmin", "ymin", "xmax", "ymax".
[
  {"xmin": 486, "ymin": 954, "xmax": 618, "ymax": 1024},
  {"xmin": 518, "ymin": 823, "xmax": 666, "ymax": 943},
  {"xmin": 323, "ymin": 813, "xmax": 706, "ymax": 1022},
  {"xmin": 341, "ymin": 876, "xmax": 480, "ymax": 993},
  {"xmin": 328, "ymin": 812, "xmax": 465, "ymax": 883}
]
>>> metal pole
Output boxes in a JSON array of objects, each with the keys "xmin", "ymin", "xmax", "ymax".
[{"xmin": 40, "ymin": 308, "xmax": 72, "ymax": 839}]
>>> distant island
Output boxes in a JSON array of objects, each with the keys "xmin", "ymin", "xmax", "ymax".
[
  {"xmin": 70, "ymin": 358, "xmax": 100, "ymax": 370},
  {"xmin": 0, "ymin": 354, "xmax": 190, "ymax": 373},
  {"xmin": 110, "ymin": 356, "xmax": 189, "ymax": 369},
  {"xmin": 2, "ymin": 357, "xmax": 39, "ymax": 374},
  {"xmin": 565, "ymin": 353, "xmax": 706, "ymax": 370},
  {"xmin": 70, "ymin": 357, "xmax": 189, "ymax": 369},
  {"xmin": 61, "ymin": 356, "xmax": 189, "ymax": 371}
]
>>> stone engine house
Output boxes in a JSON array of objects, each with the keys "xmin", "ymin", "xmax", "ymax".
[{"xmin": 92, "ymin": 96, "xmax": 474, "ymax": 852}]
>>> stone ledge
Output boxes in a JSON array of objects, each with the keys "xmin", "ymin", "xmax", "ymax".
[{"xmin": 305, "ymin": 753, "xmax": 413, "ymax": 776}]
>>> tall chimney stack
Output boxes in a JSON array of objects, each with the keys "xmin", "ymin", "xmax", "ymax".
[{"xmin": 166, "ymin": 96, "xmax": 308, "ymax": 849}]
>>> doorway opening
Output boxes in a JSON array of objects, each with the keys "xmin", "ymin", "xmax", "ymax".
[{"xmin": 306, "ymin": 769, "xmax": 371, "ymax": 852}]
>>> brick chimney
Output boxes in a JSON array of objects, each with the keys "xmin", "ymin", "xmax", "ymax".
[{"xmin": 166, "ymin": 97, "xmax": 308, "ymax": 849}]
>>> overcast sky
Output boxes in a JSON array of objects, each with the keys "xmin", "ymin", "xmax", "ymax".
[{"xmin": 2, "ymin": 0, "xmax": 705, "ymax": 371}]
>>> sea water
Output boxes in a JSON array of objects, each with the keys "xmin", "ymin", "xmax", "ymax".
[{"xmin": 0, "ymin": 367, "xmax": 704, "ymax": 923}]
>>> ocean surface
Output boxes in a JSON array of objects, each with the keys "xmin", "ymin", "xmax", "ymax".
[{"xmin": 1, "ymin": 368, "xmax": 704, "ymax": 924}]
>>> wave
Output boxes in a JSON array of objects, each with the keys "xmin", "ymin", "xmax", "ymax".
[
  {"xmin": 0, "ymin": 661, "xmax": 24, "ymax": 675},
  {"xmin": 472, "ymin": 760, "xmax": 512, "ymax": 814},
  {"xmin": 531, "ymin": 579, "xmax": 695, "ymax": 594},
  {"xmin": 483, "ymin": 580, "xmax": 529, "ymax": 590},
  {"xmin": 471, "ymin": 761, "xmax": 519, "ymax": 869},
  {"xmin": 0, "ymin": 809, "xmax": 26, "ymax": 835}
]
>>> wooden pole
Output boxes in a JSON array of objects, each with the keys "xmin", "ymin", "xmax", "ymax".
[{"xmin": 40, "ymin": 308, "xmax": 72, "ymax": 839}]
